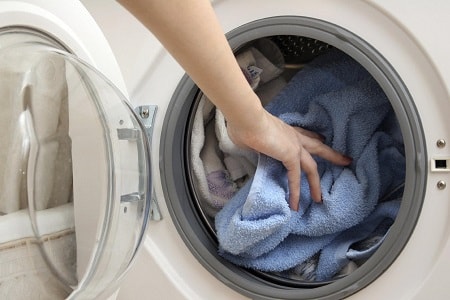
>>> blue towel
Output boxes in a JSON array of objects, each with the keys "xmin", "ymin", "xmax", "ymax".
[
  {"xmin": 316, "ymin": 199, "xmax": 400, "ymax": 281},
  {"xmin": 215, "ymin": 50, "xmax": 405, "ymax": 280}
]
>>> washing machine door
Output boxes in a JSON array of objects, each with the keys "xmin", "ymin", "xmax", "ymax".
[{"xmin": 0, "ymin": 29, "xmax": 151, "ymax": 299}]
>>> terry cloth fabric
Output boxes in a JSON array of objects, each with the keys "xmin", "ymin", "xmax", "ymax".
[
  {"xmin": 0, "ymin": 51, "xmax": 72, "ymax": 214},
  {"xmin": 190, "ymin": 39, "xmax": 286, "ymax": 217},
  {"xmin": 190, "ymin": 98, "xmax": 235, "ymax": 217},
  {"xmin": 215, "ymin": 49, "xmax": 405, "ymax": 281}
]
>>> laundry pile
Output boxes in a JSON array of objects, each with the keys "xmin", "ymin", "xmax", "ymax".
[
  {"xmin": 190, "ymin": 38, "xmax": 286, "ymax": 217},
  {"xmin": 191, "ymin": 41, "xmax": 405, "ymax": 281}
]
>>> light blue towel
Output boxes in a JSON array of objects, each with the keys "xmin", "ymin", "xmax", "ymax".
[
  {"xmin": 215, "ymin": 50, "xmax": 405, "ymax": 280},
  {"xmin": 316, "ymin": 199, "xmax": 400, "ymax": 281}
]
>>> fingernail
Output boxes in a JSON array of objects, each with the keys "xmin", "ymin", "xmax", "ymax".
[
  {"xmin": 313, "ymin": 194, "xmax": 322, "ymax": 203},
  {"xmin": 315, "ymin": 194, "xmax": 322, "ymax": 203},
  {"xmin": 344, "ymin": 155, "xmax": 353, "ymax": 163}
]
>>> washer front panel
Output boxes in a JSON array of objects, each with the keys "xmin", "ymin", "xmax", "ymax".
[
  {"xmin": 127, "ymin": 2, "xmax": 447, "ymax": 300},
  {"xmin": 81, "ymin": 1, "xmax": 450, "ymax": 299}
]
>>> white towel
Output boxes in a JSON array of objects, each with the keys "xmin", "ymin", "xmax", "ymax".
[
  {"xmin": 0, "ymin": 51, "xmax": 72, "ymax": 214},
  {"xmin": 190, "ymin": 38, "xmax": 287, "ymax": 217}
]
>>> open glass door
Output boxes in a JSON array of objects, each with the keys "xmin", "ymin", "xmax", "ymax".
[{"xmin": 0, "ymin": 28, "xmax": 151, "ymax": 299}]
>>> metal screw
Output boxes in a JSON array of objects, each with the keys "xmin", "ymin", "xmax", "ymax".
[
  {"xmin": 437, "ymin": 139, "xmax": 446, "ymax": 148},
  {"xmin": 437, "ymin": 180, "xmax": 447, "ymax": 190},
  {"xmin": 140, "ymin": 108, "xmax": 150, "ymax": 119}
]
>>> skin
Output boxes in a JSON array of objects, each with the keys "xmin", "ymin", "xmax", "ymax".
[{"xmin": 117, "ymin": 0, "xmax": 352, "ymax": 211}]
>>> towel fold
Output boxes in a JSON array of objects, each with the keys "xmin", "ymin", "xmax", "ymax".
[
  {"xmin": 0, "ymin": 51, "xmax": 72, "ymax": 214},
  {"xmin": 215, "ymin": 49, "xmax": 405, "ymax": 280},
  {"xmin": 315, "ymin": 200, "xmax": 400, "ymax": 281}
]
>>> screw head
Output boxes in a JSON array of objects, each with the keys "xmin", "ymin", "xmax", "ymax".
[
  {"xmin": 140, "ymin": 108, "xmax": 150, "ymax": 119},
  {"xmin": 437, "ymin": 139, "xmax": 446, "ymax": 148},
  {"xmin": 437, "ymin": 180, "xmax": 447, "ymax": 190}
]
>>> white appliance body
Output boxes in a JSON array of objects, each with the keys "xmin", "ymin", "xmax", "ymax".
[
  {"xmin": 84, "ymin": 1, "xmax": 450, "ymax": 299},
  {"xmin": 1, "ymin": 0, "xmax": 448, "ymax": 299}
]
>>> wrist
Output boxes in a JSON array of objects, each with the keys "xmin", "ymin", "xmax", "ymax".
[{"xmin": 219, "ymin": 90, "xmax": 266, "ymax": 131}]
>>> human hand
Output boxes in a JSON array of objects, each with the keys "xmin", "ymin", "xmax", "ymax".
[
  {"xmin": 227, "ymin": 110, "xmax": 352, "ymax": 211},
  {"xmin": 118, "ymin": 0, "xmax": 350, "ymax": 210}
]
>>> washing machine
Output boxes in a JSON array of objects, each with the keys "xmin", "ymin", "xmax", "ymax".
[
  {"xmin": 83, "ymin": 1, "xmax": 450, "ymax": 299},
  {"xmin": 1, "ymin": 0, "xmax": 450, "ymax": 299}
]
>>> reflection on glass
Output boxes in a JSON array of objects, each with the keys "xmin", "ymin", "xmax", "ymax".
[
  {"xmin": 0, "ymin": 36, "xmax": 76, "ymax": 298},
  {"xmin": 0, "ymin": 28, "xmax": 150, "ymax": 299}
]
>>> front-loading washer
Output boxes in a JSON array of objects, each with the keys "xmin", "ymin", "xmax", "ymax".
[
  {"xmin": 0, "ymin": 1, "xmax": 153, "ymax": 299},
  {"xmin": 81, "ymin": 1, "xmax": 450, "ymax": 299},
  {"xmin": 2, "ymin": 0, "xmax": 449, "ymax": 299}
]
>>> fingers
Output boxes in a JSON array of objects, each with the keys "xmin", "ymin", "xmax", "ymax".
[
  {"xmin": 285, "ymin": 147, "xmax": 322, "ymax": 211},
  {"xmin": 285, "ymin": 160, "xmax": 301, "ymax": 211},
  {"xmin": 294, "ymin": 127, "xmax": 352, "ymax": 166},
  {"xmin": 287, "ymin": 127, "xmax": 351, "ymax": 211},
  {"xmin": 300, "ymin": 151, "xmax": 322, "ymax": 203},
  {"xmin": 228, "ymin": 114, "xmax": 350, "ymax": 211},
  {"xmin": 294, "ymin": 127, "xmax": 325, "ymax": 141},
  {"xmin": 312, "ymin": 143, "xmax": 352, "ymax": 166}
]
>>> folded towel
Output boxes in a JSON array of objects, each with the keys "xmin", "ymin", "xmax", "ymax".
[
  {"xmin": 215, "ymin": 49, "xmax": 405, "ymax": 280},
  {"xmin": 0, "ymin": 51, "xmax": 72, "ymax": 214}
]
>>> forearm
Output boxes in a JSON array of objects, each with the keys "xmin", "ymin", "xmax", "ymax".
[
  {"xmin": 118, "ymin": 0, "xmax": 353, "ymax": 211},
  {"xmin": 117, "ymin": 0, "xmax": 264, "ymax": 126}
]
